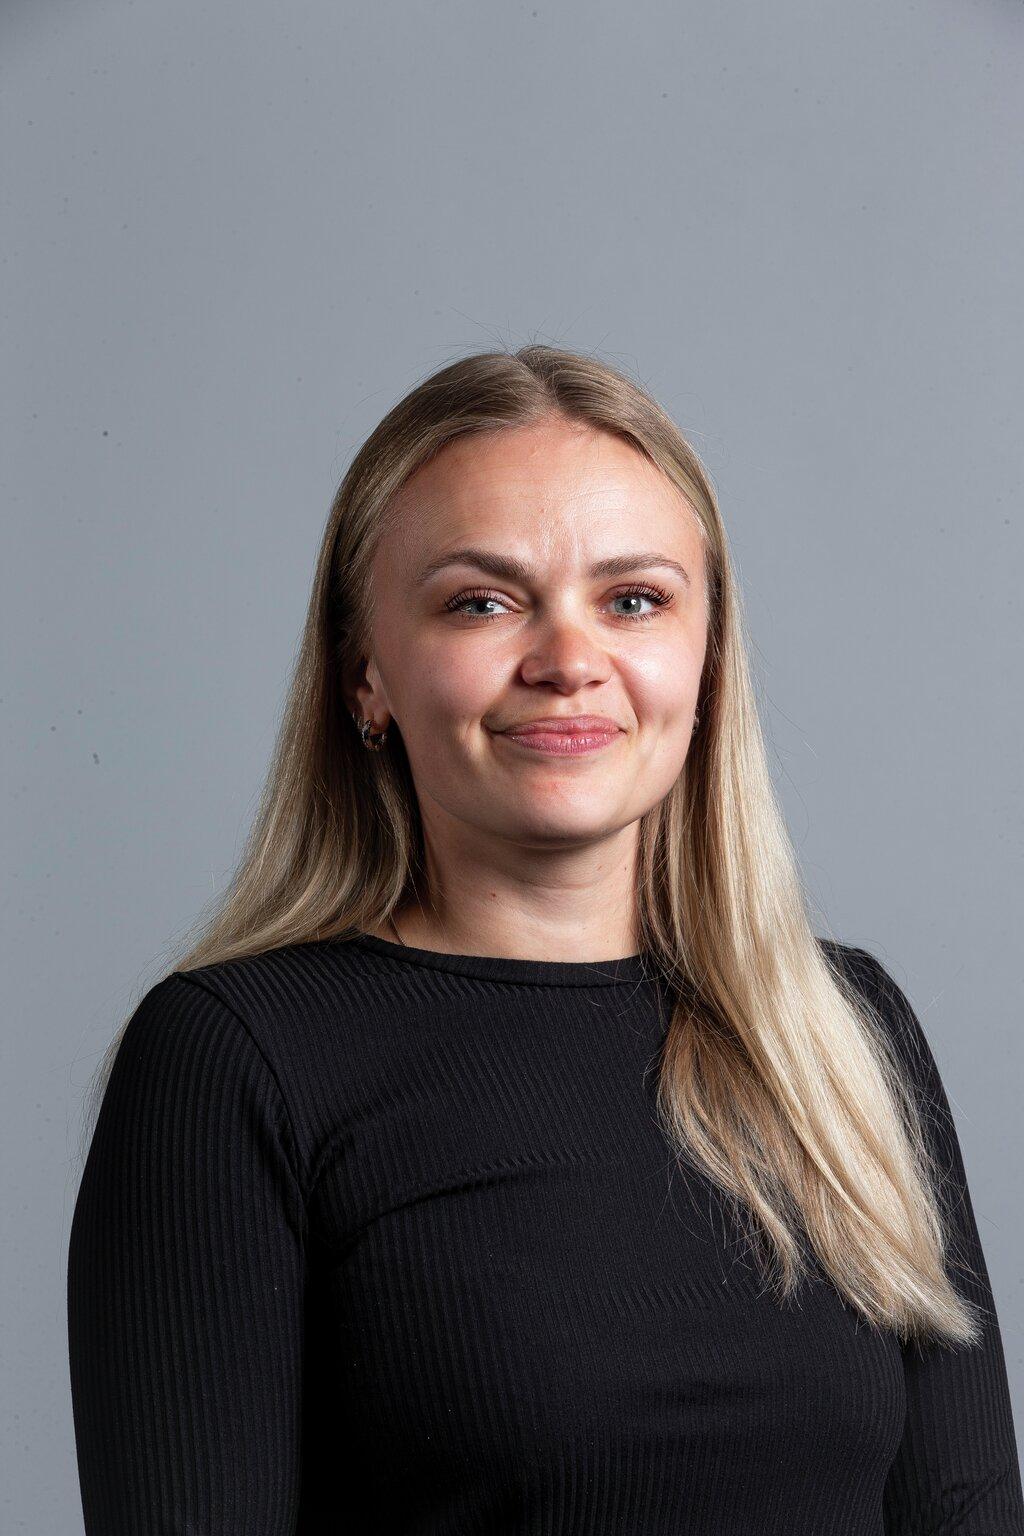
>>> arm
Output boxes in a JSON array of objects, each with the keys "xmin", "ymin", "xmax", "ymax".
[
  {"xmin": 847, "ymin": 948, "xmax": 1024, "ymax": 1534},
  {"xmin": 67, "ymin": 972, "xmax": 307, "ymax": 1534}
]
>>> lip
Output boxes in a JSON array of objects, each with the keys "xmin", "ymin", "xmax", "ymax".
[
  {"xmin": 495, "ymin": 716, "xmax": 625, "ymax": 757},
  {"xmin": 497, "ymin": 715, "xmax": 624, "ymax": 735}
]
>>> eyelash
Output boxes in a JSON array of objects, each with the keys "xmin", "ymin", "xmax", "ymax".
[{"xmin": 441, "ymin": 582, "xmax": 675, "ymax": 625}]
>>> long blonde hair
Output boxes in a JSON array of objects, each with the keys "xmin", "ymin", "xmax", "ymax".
[{"xmin": 88, "ymin": 343, "xmax": 982, "ymax": 1348}]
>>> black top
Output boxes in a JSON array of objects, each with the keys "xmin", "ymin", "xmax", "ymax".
[{"xmin": 66, "ymin": 935, "xmax": 1024, "ymax": 1533}]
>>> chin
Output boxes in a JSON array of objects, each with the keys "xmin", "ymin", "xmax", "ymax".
[{"xmin": 492, "ymin": 805, "xmax": 627, "ymax": 842}]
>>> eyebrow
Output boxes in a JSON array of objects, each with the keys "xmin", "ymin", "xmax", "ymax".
[{"xmin": 413, "ymin": 547, "xmax": 692, "ymax": 589}]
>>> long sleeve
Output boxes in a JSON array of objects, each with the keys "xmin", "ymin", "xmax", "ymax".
[
  {"xmin": 847, "ymin": 948, "xmax": 1024, "ymax": 1533},
  {"xmin": 67, "ymin": 971, "xmax": 308, "ymax": 1534}
]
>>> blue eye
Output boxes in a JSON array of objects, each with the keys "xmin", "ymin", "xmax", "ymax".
[
  {"xmin": 610, "ymin": 588, "xmax": 669, "ymax": 622},
  {"xmin": 444, "ymin": 593, "xmax": 509, "ymax": 619},
  {"xmin": 442, "ymin": 584, "xmax": 674, "ymax": 625}
]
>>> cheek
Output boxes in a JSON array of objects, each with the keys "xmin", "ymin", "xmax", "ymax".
[
  {"xmin": 396, "ymin": 634, "xmax": 502, "ymax": 728},
  {"xmin": 625, "ymin": 636, "xmax": 704, "ymax": 718}
]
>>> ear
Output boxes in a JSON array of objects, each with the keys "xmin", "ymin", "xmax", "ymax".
[{"xmin": 341, "ymin": 653, "xmax": 390, "ymax": 729}]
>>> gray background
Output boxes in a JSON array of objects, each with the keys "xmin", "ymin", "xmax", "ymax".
[{"xmin": 3, "ymin": 0, "xmax": 1022, "ymax": 1526}]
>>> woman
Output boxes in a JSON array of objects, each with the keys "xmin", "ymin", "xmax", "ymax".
[{"xmin": 67, "ymin": 345, "xmax": 1023, "ymax": 1533}]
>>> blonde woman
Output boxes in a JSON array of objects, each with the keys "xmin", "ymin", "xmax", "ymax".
[{"xmin": 68, "ymin": 346, "xmax": 1023, "ymax": 1533}]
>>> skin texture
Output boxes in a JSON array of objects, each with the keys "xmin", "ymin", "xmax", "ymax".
[{"xmin": 346, "ymin": 413, "xmax": 709, "ymax": 961}]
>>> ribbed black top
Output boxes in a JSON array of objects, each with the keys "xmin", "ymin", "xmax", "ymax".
[{"xmin": 67, "ymin": 935, "xmax": 1024, "ymax": 1533}]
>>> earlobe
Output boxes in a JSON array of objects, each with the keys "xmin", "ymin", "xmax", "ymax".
[{"xmin": 350, "ymin": 711, "xmax": 390, "ymax": 751}]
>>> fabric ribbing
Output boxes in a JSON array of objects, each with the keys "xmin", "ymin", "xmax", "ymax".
[{"xmin": 66, "ymin": 935, "xmax": 1024, "ymax": 1533}]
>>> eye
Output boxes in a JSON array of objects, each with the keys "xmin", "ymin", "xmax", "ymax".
[
  {"xmin": 441, "ymin": 583, "xmax": 675, "ymax": 624},
  {"xmin": 608, "ymin": 583, "xmax": 674, "ymax": 623},
  {"xmin": 441, "ymin": 588, "xmax": 512, "ymax": 621}
]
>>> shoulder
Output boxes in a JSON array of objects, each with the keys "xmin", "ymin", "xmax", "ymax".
[
  {"xmin": 92, "ymin": 971, "xmax": 296, "ymax": 1165},
  {"xmin": 112, "ymin": 969, "xmax": 255, "ymax": 1074},
  {"xmin": 816, "ymin": 938, "xmax": 932, "ymax": 1070},
  {"xmin": 817, "ymin": 936, "xmax": 892, "ymax": 995},
  {"xmin": 83, "ymin": 970, "xmax": 309, "ymax": 1237},
  {"xmin": 816, "ymin": 933, "xmax": 951, "ymax": 1130},
  {"xmin": 818, "ymin": 937, "xmax": 916, "ymax": 1027},
  {"xmin": 170, "ymin": 937, "xmax": 392, "ymax": 1072},
  {"xmin": 176, "ymin": 934, "xmax": 437, "ymax": 1057},
  {"xmin": 105, "ymin": 970, "xmax": 295, "ymax": 1132},
  {"xmin": 161, "ymin": 938, "xmax": 407, "ymax": 1176},
  {"xmin": 176, "ymin": 935, "xmax": 375, "ymax": 1021}
]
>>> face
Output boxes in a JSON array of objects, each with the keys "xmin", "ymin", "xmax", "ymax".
[{"xmin": 352, "ymin": 414, "xmax": 709, "ymax": 856}]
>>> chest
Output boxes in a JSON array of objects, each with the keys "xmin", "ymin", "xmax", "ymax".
[{"xmin": 301, "ymin": 1011, "xmax": 907, "ymax": 1519}]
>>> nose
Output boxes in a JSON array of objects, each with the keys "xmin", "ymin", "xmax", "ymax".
[{"xmin": 517, "ymin": 620, "xmax": 614, "ymax": 693}]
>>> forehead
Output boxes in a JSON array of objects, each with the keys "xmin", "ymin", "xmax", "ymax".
[{"xmin": 383, "ymin": 419, "xmax": 701, "ymax": 566}]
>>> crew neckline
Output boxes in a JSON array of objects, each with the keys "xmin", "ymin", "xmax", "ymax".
[{"xmin": 345, "ymin": 931, "xmax": 656, "ymax": 988}]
